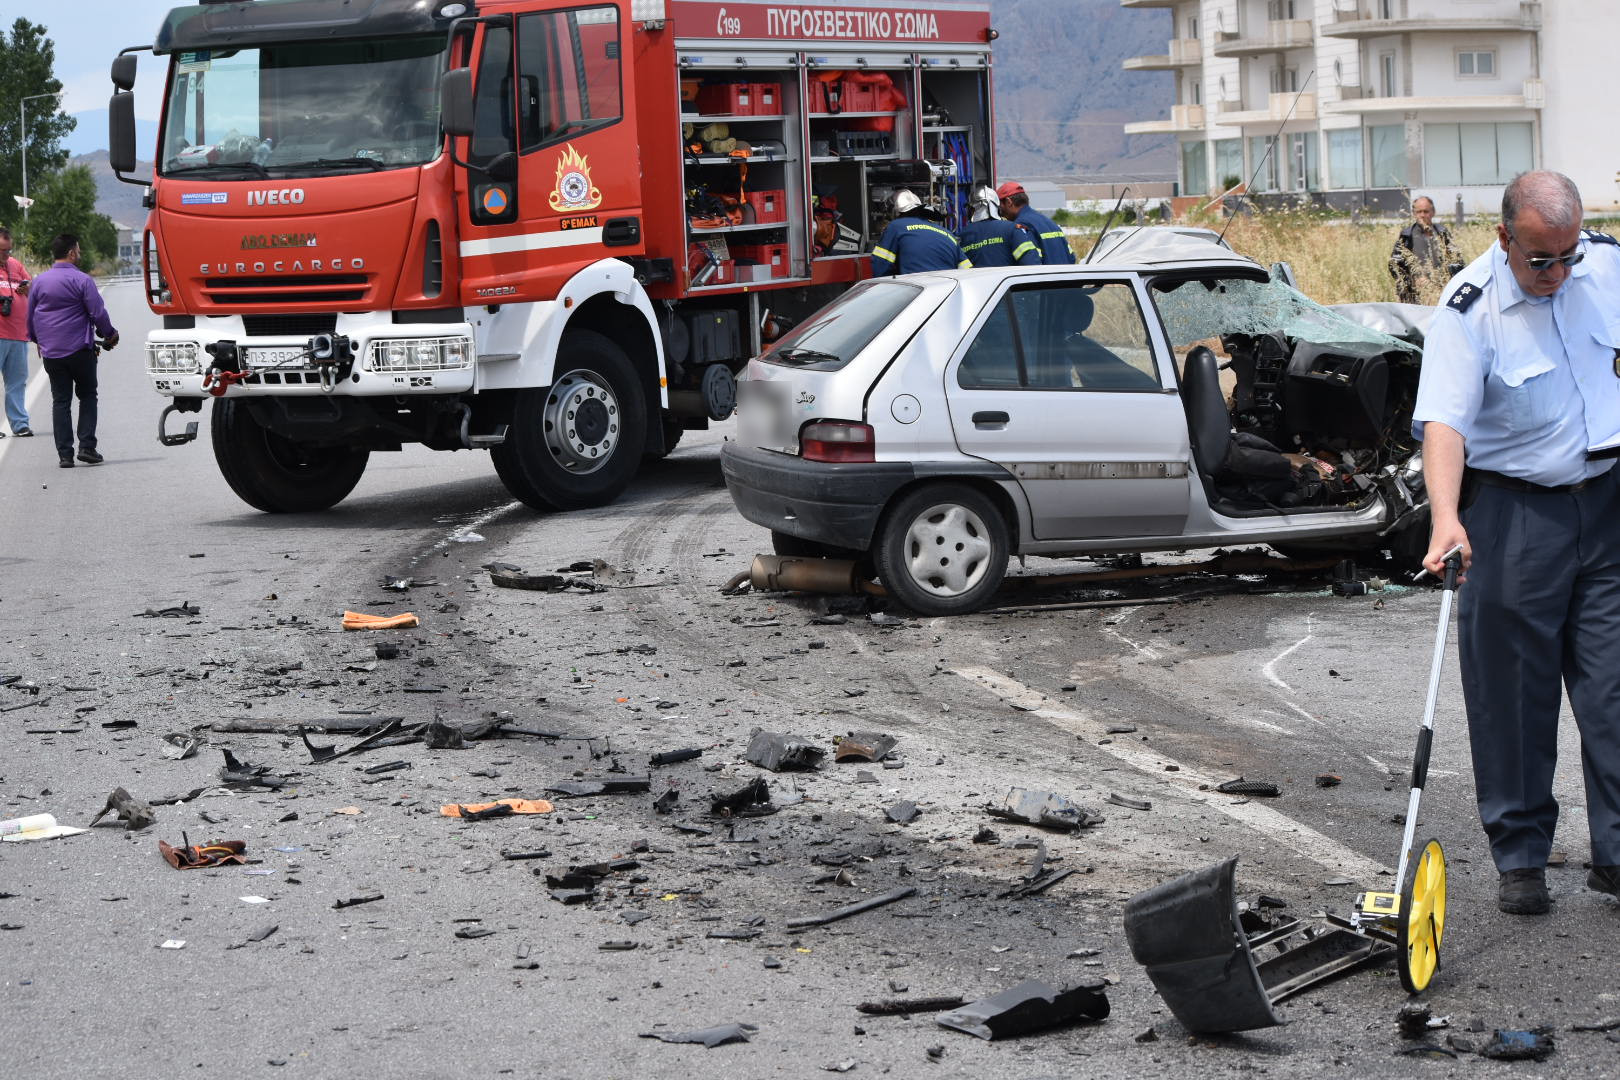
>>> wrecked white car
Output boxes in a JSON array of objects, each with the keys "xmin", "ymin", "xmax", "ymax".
[{"xmin": 721, "ymin": 233, "xmax": 1432, "ymax": 615}]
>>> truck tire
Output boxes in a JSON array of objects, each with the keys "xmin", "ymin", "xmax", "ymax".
[
  {"xmin": 211, "ymin": 399, "xmax": 369, "ymax": 513},
  {"xmin": 874, "ymin": 483, "xmax": 1009, "ymax": 616},
  {"xmin": 492, "ymin": 330, "xmax": 646, "ymax": 511}
]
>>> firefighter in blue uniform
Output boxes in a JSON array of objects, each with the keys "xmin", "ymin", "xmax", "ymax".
[
  {"xmin": 998, "ymin": 180, "xmax": 1075, "ymax": 265},
  {"xmin": 957, "ymin": 186, "xmax": 1041, "ymax": 268},
  {"xmin": 870, "ymin": 190, "xmax": 972, "ymax": 277}
]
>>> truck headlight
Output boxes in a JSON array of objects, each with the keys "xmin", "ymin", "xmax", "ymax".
[
  {"xmin": 146, "ymin": 342, "xmax": 201, "ymax": 374},
  {"xmin": 364, "ymin": 336, "xmax": 474, "ymax": 372}
]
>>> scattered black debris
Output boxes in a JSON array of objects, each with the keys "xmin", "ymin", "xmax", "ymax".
[
  {"xmin": 885, "ymin": 801, "xmax": 920, "ymax": 825},
  {"xmin": 936, "ymin": 979, "xmax": 1110, "ymax": 1040},
  {"xmin": 454, "ymin": 925, "xmax": 496, "ymax": 939},
  {"xmin": 706, "ymin": 928, "xmax": 762, "ymax": 941},
  {"xmin": 362, "ymin": 760, "xmax": 411, "ymax": 776},
  {"xmin": 1217, "ymin": 779, "xmax": 1282, "ymax": 797},
  {"xmin": 137, "ymin": 601, "xmax": 200, "ymax": 619},
  {"xmin": 1399, "ymin": 1045, "xmax": 1457, "ymax": 1060},
  {"xmin": 1398, "ymin": 1002, "xmax": 1449, "ymax": 1038},
  {"xmin": 599, "ymin": 940, "xmax": 638, "ymax": 951},
  {"xmin": 374, "ymin": 642, "xmax": 401, "ymax": 660},
  {"xmin": 835, "ymin": 731, "xmax": 898, "ymax": 763},
  {"xmin": 1105, "ymin": 724, "xmax": 1138, "ymax": 735},
  {"xmin": 711, "ymin": 777, "xmax": 771, "ymax": 816},
  {"xmin": 1571, "ymin": 1018, "xmax": 1620, "ymax": 1033},
  {"xmin": 1315, "ymin": 774, "xmax": 1343, "ymax": 788},
  {"xmin": 547, "ymin": 776, "xmax": 652, "ymax": 798},
  {"xmin": 458, "ymin": 803, "xmax": 515, "ymax": 822},
  {"xmin": 500, "ymin": 850, "xmax": 551, "ymax": 861},
  {"xmin": 858, "ymin": 996, "xmax": 965, "ymax": 1016},
  {"xmin": 786, "ymin": 886, "xmax": 915, "ymax": 928},
  {"xmin": 298, "ymin": 718, "xmax": 407, "ymax": 764},
  {"xmin": 650, "ymin": 748, "xmax": 702, "ymax": 767},
  {"xmin": 987, "ymin": 788, "xmax": 1103, "ymax": 832},
  {"xmin": 639, "ymin": 1024, "xmax": 757, "ymax": 1048},
  {"xmin": 972, "ymin": 827, "xmax": 1000, "ymax": 845},
  {"xmin": 489, "ymin": 568, "xmax": 569, "ymax": 591},
  {"xmin": 652, "ymin": 790, "xmax": 680, "ymax": 815},
  {"xmin": 1480, "ymin": 1029, "xmax": 1555, "ymax": 1061},
  {"xmin": 1107, "ymin": 793, "xmax": 1152, "ymax": 811},
  {"xmin": 101, "ymin": 719, "xmax": 137, "ymax": 731},
  {"xmin": 869, "ymin": 612, "xmax": 907, "ymax": 627},
  {"xmin": 745, "ymin": 730, "xmax": 826, "ymax": 772},
  {"xmin": 1135, "ymin": 1026, "xmax": 1159, "ymax": 1044},
  {"xmin": 88, "ymin": 787, "xmax": 155, "ymax": 831},
  {"xmin": 332, "ymin": 894, "xmax": 384, "ymax": 909}
]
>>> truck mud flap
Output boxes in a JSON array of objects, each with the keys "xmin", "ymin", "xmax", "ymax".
[{"xmin": 1124, "ymin": 857, "xmax": 1392, "ymax": 1034}]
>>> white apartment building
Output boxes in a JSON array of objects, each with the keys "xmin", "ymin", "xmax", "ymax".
[{"xmin": 1120, "ymin": 1, "xmax": 1618, "ymax": 214}]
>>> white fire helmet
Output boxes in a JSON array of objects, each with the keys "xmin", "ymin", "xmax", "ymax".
[
  {"xmin": 970, "ymin": 186, "xmax": 999, "ymax": 222},
  {"xmin": 891, "ymin": 189, "xmax": 923, "ymax": 215}
]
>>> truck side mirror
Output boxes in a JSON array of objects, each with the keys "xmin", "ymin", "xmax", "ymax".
[
  {"xmin": 486, "ymin": 152, "xmax": 517, "ymax": 183},
  {"xmin": 440, "ymin": 68, "xmax": 475, "ymax": 137},
  {"xmin": 111, "ymin": 54, "xmax": 138, "ymax": 92},
  {"xmin": 109, "ymin": 91, "xmax": 137, "ymax": 174}
]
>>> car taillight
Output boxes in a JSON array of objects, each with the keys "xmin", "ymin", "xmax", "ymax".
[{"xmin": 800, "ymin": 420, "xmax": 875, "ymax": 463}]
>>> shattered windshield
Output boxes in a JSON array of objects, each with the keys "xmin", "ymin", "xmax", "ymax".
[
  {"xmin": 159, "ymin": 36, "xmax": 444, "ymax": 178},
  {"xmin": 1152, "ymin": 276, "xmax": 1421, "ymax": 356}
]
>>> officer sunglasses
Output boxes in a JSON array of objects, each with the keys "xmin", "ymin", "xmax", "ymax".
[{"xmin": 1506, "ymin": 229, "xmax": 1584, "ymax": 272}]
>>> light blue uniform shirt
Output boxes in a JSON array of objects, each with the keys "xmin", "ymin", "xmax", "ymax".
[{"xmin": 1413, "ymin": 233, "xmax": 1620, "ymax": 487}]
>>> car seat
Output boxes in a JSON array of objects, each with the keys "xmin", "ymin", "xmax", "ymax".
[{"xmin": 1181, "ymin": 345, "xmax": 1295, "ymax": 505}]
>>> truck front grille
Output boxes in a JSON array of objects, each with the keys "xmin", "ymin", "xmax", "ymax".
[
  {"xmin": 203, "ymin": 274, "xmax": 369, "ymax": 306},
  {"xmin": 242, "ymin": 313, "xmax": 338, "ymax": 337}
]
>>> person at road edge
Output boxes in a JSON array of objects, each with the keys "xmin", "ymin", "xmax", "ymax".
[
  {"xmin": 26, "ymin": 233, "xmax": 119, "ymax": 468},
  {"xmin": 0, "ymin": 226, "xmax": 33, "ymax": 437},
  {"xmin": 1389, "ymin": 195, "xmax": 1464, "ymax": 304},
  {"xmin": 1413, "ymin": 170, "xmax": 1620, "ymax": 915}
]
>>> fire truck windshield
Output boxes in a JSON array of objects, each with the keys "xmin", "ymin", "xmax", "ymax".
[{"xmin": 159, "ymin": 35, "xmax": 446, "ymax": 179}]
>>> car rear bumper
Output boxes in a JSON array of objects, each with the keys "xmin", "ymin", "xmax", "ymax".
[{"xmin": 721, "ymin": 444, "xmax": 917, "ymax": 551}]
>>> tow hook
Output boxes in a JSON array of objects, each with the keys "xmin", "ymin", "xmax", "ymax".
[
  {"xmin": 157, "ymin": 399, "xmax": 202, "ymax": 446},
  {"xmin": 456, "ymin": 403, "xmax": 508, "ymax": 449},
  {"xmin": 309, "ymin": 333, "xmax": 355, "ymax": 393}
]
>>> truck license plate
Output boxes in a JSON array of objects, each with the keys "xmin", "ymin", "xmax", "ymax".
[{"xmin": 242, "ymin": 346, "xmax": 308, "ymax": 366}]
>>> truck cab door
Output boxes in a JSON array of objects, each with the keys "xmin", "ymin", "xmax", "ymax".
[
  {"xmin": 945, "ymin": 278, "xmax": 1191, "ymax": 540},
  {"xmin": 458, "ymin": 3, "xmax": 643, "ymax": 303}
]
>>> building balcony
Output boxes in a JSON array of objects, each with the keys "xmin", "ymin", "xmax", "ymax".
[
  {"xmin": 1324, "ymin": 79, "xmax": 1543, "ymax": 114},
  {"xmin": 1123, "ymin": 104, "xmax": 1206, "ymax": 135},
  {"xmin": 1119, "ymin": 0, "xmax": 1182, "ymax": 9},
  {"xmin": 1212, "ymin": 19, "xmax": 1313, "ymax": 57},
  {"xmin": 1215, "ymin": 91, "xmax": 1317, "ymax": 127},
  {"xmin": 1123, "ymin": 38, "xmax": 1203, "ymax": 71},
  {"xmin": 1322, "ymin": 2, "xmax": 1541, "ymax": 38}
]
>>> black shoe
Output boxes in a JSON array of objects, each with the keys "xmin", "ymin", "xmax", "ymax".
[
  {"xmin": 1499, "ymin": 867, "xmax": 1550, "ymax": 914},
  {"xmin": 58, "ymin": 457, "xmax": 74, "ymax": 469},
  {"xmin": 76, "ymin": 449, "xmax": 103, "ymax": 465},
  {"xmin": 1589, "ymin": 864, "xmax": 1620, "ymax": 898},
  {"xmin": 13, "ymin": 426, "xmax": 31, "ymax": 437}
]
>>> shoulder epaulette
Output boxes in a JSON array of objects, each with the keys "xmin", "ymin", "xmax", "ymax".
[
  {"xmin": 1447, "ymin": 282, "xmax": 1483, "ymax": 313},
  {"xmin": 1583, "ymin": 229, "xmax": 1619, "ymax": 246}
]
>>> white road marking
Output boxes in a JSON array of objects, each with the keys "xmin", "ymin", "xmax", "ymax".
[
  {"xmin": 1262, "ymin": 615, "xmax": 1315, "ymax": 690},
  {"xmin": 0, "ymin": 364, "xmax": 50, "ymax": 469},
  {"xmin": 956, "ymin": 664, "xmax": 1390, "ymax": 881},
  {"xmin": 1099, "ymin": 606, "xmax": 1160, "ymax": 661}
]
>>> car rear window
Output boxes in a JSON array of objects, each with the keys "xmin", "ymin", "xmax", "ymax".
[{"xmin": 760, "ymin": 280, "xmax": 923, "ymax": 372}]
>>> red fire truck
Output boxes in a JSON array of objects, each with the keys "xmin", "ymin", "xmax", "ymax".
[{"xmin": 108, "ymin": 0, "xmax": 995, "ymax": 513}]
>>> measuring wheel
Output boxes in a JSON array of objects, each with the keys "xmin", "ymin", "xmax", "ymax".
[{"xmin": 1398, "ymin": 838, "xmax": 1447, "ymax": 993}]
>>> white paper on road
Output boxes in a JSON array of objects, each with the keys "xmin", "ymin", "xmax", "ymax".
[{"xmin": 0, "ymin": 813, "xmax": 86, "ymax": 842}]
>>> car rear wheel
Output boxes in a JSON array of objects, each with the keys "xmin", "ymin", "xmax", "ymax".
[{"xmin": 875, "ymin": 484, "xmax": 1009, "ymax": 616}]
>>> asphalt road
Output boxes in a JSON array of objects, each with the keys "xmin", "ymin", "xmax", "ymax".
[{"xmin": 2, "ymin": 282, "xmax": 1617, "ymax": 1077}]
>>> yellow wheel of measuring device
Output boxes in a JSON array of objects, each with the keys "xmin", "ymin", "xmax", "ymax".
[{"xmin": 1398, "ymin": 838, "xmax": 1447, "ymax": 994}]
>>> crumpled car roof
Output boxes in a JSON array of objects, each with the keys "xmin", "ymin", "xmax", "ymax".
[{"xmin": 1088, "ymin": 226, "xmax": 1244, "ymax": 267}]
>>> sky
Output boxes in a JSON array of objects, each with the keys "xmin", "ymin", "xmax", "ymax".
[{"xmin": 7, "ymin": 0, "xmax": 179, "ymax": 150}]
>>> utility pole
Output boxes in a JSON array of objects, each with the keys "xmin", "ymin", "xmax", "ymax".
[{"xmin": 19, "ymin": 90, "xmax": 66, "ymax": 224}]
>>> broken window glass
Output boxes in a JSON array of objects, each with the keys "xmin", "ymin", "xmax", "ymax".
[{"xmin": 1152, "ymin": 276, "xmax": 1420, "ymax": 357}]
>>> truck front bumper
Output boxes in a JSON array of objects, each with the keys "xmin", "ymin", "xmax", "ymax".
[{"xmin": 720, "ymin": 443, "xmax": 918, "ymax": 552}]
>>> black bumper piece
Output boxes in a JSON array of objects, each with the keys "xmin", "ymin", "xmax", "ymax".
[{"xmin": 721, "ymin": 444, "xmax": 917, "ymax": 552}]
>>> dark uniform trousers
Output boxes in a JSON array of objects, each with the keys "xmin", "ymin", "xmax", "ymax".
[{"xmin": 1458, "ymin": 465, "xmax": 1620, "ymax": 871}]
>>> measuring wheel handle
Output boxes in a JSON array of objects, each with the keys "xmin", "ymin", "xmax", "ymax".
[{"xmin": 1397, "ymin": 838, "xmax": 1448, "ymax": 994}]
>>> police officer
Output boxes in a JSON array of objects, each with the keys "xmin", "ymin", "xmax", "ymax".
[
  {"xmin": 870, "ymin": 190, "xmax": 971, "ymax": 277},
  {"xmin": 997, "ymin": 181, "xmax": 1075, "ymax": 265},
  {"xmin": 1414, "ymin": 170, "xmax": 1620, "ymax": 915},
  {"xmin": 957, "ymin": 186, "xmax": 1041, "ymax": 268}
]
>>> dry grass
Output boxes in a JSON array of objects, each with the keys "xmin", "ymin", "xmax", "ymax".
[{"xmin": 1071, "ymin": 215, "xmax": 1506, "ymax": 306}]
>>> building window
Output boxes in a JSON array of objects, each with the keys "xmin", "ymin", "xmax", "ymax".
[
  {"xmin": 1369, "ymin": 123, "xmax": 1405, "ymax": 187},
  {"xmin": 1190, "ymin": 79, "xmax": 1202, "ymax": 105},
  {"xmin": 1380, "ymin": 52, "xmax": 1397, "ymax": 97},
  {"xmin": 1288, "ymin": 132, "xmax": 1319, "ymax": 192},
  {"xmin": 1187, "ymin": 15, "xmax": 1199, "ymax": 39},
  {"xmin": 1327, "ymin": 128, "xmax": 1364, "ymax": 189},
  {"xmin": 1268, "ymin": 0, "xmax": 1295, "ymax": 19},
  {"xmin": 1423, "ymin": 121, "xmax": 1533, "ymax": 185},
  {"xmin": 1456, "ymin": 50, "xmax": 1495, "ymax": 78},
  {"xmin": 1182, "ymin": 140, "xmax": 1209, "ymax": 196},
  {"xmin": 1213, "ymin": 139, "xmax": 1243, "ymax": 190},
  {"xmin": 1379, "ymin": 0, "xmax": 1395, "ymax": 18},
  {"xmin": 1249, "ymin": 135, "xmax": 1279, "ymax": 192}
]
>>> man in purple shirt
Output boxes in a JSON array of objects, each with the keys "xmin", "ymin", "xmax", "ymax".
[{"xmin": 26, "ymin": 233, "xmax": 119, "ymax": 467}]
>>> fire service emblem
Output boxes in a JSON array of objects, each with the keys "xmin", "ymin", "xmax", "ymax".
[{"xmin": 549, "ymin": 143, "xmax": 602, "ymax": 212}]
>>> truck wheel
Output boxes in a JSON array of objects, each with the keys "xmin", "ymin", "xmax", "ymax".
[
  {"xmin": 211, "ymin": 399, "xmax": 369, "ymax": 513},
  {"xmin": 492, "ymin": 330, "xmax": 646, "ymax": 511},
  {"xmin": 874, "ymin": 484, "xmax": 1009, "ymax": 616}
]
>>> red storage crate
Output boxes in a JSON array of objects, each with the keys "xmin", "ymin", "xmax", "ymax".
[
  {"xmin": 809, "ymin": 79, "xmax": 830, "ymax": 114},
  {"xmin": 744, "ymin": 189, "xmax": 787, "ymax": 224},
  {"xmin": 751, "ymin": 82, "xmax": 782, "ymax": 115},
  {"xmin": 696, "ymin": 82, "xmax": 752, "ymax": 116},
  {"xmin": 733, "ymin": 243, "xmax": 790, "ymax": 279},
  {"xmin": 841, "ymin": 81, "xmax": 879, "ymax": 113}
]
